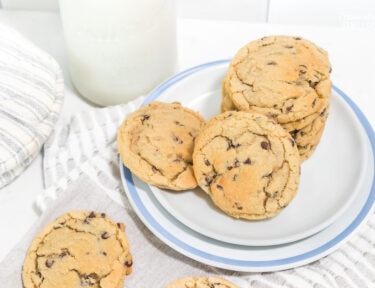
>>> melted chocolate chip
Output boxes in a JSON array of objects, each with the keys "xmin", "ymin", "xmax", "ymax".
[
  {"xmin": 101, "ymin": 232, "xmax": 110, "ymax": 239},
  {"xmin": 204, "ymin": 176, "xmax": 212, "ymax": 186},
  {"xmin": 243, "ymin": 158, "xmax": 252, "ymax": 165},
  {"xmin": 267, "ymin": 61, "xmax": 277, "ymax": 66},
  {"xmin": 45, "ymin": 259, "xmax": 54, "ymax": 268},
  {"xmin": 204, "ymin": 159, "xmax": 211, "ymax": 166},
  {"xmin": 140, "ymin": 114, "xmax": 150, "ymax": 124},
  {"xmin": 174, "ymin": 120, "xmax": 184, "ymax": 126},
  {"xmin": 216, "ymin": 184, "xmax": 223, "ymax": 190},
  {"xmin": 320, "ymin": 108, "xmax": 327, "ymax": 117},
  {"xmin": 312, "ymin": 98, "xmax": 317, "ymax": 108},
  {"xmin": 290, "ymin": 138, "xmax": 296, "ymax": 147},
  {"xmin": 261, "ymin": 141, "xmax": 270, "ymax": 150},
  {"xmin": 124, "ymin": 260, "xmax": 133, "ymax": 267},
  {"xmin": 286, "ymin": 104, "xmax": 294, "ymax": 112},
  {"xmin": 234, "ymin": 202, "xmax": 243, "ymax": 210},
  {"xmin": 172, "ymin": 134, "xmax": 183, "ymax": 144}
]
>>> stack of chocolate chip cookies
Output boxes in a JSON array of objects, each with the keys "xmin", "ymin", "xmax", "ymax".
[
  {"xmin": 221, "ymin": 35, "xmax": 332, "ymax": 161},
  {"xmin": 118, "ymin": 35, "xmax": 332, "ymax": 221}
]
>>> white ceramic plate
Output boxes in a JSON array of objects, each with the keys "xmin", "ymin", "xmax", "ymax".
[{"xmin": 120, "ymin": 60, "xmax": 375, "ymax": 271}]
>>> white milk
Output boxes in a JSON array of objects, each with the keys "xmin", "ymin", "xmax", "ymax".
[{"xmin": 59, "ymin": 0, "xmax": 177, "ymax": 106}]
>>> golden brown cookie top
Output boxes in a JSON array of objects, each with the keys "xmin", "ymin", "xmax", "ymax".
[
  {"xmin": 164, "ymin": 276, "xmax": 240, "ymax": 288},
  {"xmin": 226, "ymin": 35, "xmax": 332, "ymax": 123},
  {"xmin": 22, "ymin": 210, "xmax": 132, "ymax": 288},
  {"xmin": 118, "ymin": 101, "xmax": 205, "ymax": 190},
  {"xmin": 193, "ymin": 111, "xmax": 300, "ymax": 220}
]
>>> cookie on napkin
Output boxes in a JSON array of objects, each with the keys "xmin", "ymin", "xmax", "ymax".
[{"xmin": 22, "ymin": 210, "xmax": 132, "ymax": 288}]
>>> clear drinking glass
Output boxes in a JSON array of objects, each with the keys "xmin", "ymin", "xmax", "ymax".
[{"xmin": 59, "ymin": 0, "xmax": 177, "ymax": 106}]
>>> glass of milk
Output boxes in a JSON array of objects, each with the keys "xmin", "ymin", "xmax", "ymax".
[{"xmin": 59, "ymin": 0, "xmax": 177, "ymax": 106}]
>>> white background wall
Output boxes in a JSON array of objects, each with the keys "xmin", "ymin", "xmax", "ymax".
[{"xmin": 0, "ymin": 0, "xmax": 374, "ymax": 29}]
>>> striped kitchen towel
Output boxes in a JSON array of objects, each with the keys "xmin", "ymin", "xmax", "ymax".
[{"xmin": 0, "ymin": 24, "xmax": 64, "ymax": 188}]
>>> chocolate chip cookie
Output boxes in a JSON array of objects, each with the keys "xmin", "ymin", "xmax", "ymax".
[
  {"xmin": 225, "ymin": 35, "xmax": 331, "ymax": 122},
  {"xmin": 193, "ymin": 111, "xmax": 300, "ymax": 220},
  {"xmin": 164, "ymin": 276, "xmax": 240, "ymax": 288},
  {"xmin": 118, "ymin": 101, "xmax": 205, "ymax": 190},
  {"xmin": 22, "ymin": 210, "xmax": 133, "ymax": 288},
  {"xmin": 222, "ymin": 35, "xmax": 332, "ymax": 160}
]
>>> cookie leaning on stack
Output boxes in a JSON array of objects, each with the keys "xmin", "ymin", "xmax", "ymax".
[
  {"xmin": 222, "ymin": 35, "xmax": 332, "ymax": 161},
  {"xmin": 118, "ymin": 101, "xmax": 205, "ymax": 191},
  {"xmin": 193, "ymin": 111, "xmax": 300, "ymax": 220}
]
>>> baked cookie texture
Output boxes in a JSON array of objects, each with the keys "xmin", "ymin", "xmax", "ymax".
[
  {"xmin": 118, "ymin": 101, "xmax": 205, "ymax": 190},
  {"xmin": 164, "ymin": 276, "xmax": 240, "ymax": 288},
  {"xmin": 193, "ymin": 111, "xmax": 300, "ymax": 220},
  {"xmin": 222, "ymin": 35, "xmax": 332, "ymax": 161},
  {"xmin": 22, "ymin": 210, "xmax": 132, "ymax": 288}
]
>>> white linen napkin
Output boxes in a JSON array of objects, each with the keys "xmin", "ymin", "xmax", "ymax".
[
  {"xmin": 0, "ymin": 24, "xmax": 64, "ymax": 188},
  {"xmin": 2, "ymin": 96, "xmax": 374, "ymax": 287}
]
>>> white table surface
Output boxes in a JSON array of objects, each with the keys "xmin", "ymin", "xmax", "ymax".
[{"xmin": 0, "ymin": 10, "xmax": 374, "ymax": 262}]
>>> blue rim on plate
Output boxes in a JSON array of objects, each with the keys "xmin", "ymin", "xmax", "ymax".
[{"xmin": 121, "ymin": 60, "xmax": 375, "ymax": 269}]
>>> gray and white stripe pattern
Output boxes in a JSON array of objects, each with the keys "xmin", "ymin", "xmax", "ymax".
[
  {"xmin": 0, "ymin": 24, "xmax": 64, "ymax": 188},
  {"xmin": 38, "ymin": 95, "xmax": 375, "ymax": 287}
]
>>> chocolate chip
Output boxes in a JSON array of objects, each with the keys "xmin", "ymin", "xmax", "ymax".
[
  {"xmin": 267, "ymin": 61, "xmax": 277, "ymax": 66},
  {"xmin": 172, "ymin": 134, "xmax": 183, "ymax": 144},
  {"xmin": 117, "ymin": 222, "xmax": 125, "ymax": 231},
  {"xmin": 290, "ymin": 130, "xmax": 298, "ymax": 140},
  {"xmin": 294, "ymin": 37, "xmax": 302, "ymax": 40},
  {"xmin": 59, "ymin": 249, "xmax": 69, "ymax": 258},
  {"xmin": 174, "ymin": 120, "xmax": 184, "ymax": 126},
  {"xmin": 124, "ymin": 260, "xmax": 133, "ymax": 267},
  {"xmin": 284, "ymin": 45, "xmax": 294, "ymax": 49},
  {"xmin": 101, "ymin": 232, "xmax": 110, "ymax": 239},
  {"xmin": 216, "ymin": 184, "xmax": 223, "ymax": 190},
  {"xmin": 204, "ymin": 159, "xmax": 211, "ymax": 166},
  {"xmin": 100, "ymin": 251, "xmax": 107, "ymax": 256},
  {"xmin": 261, "ymin": 141, "xmax": 270, "ymax": 150},
  {"xmin": 204, "ymin": 176, "xmax": 212, "ymax": 186},
  {"xmin": 227, "ymin": 139, "xmax": 240, "ymax": 150},
  {"xmin": 234, "ymin": 202, "xmax": 243, "ymax": 210},
  {"xmin": 233, "ymin": 158, "xmax": 240, "ymax": 167},
  {"xmin": 308, "ymin": 79, "xmax": 318, "ymax": 89},
  {"xmin": 312, "ymin": 98, "xmax": 317, "ymax": 108},
  {"xmin": 290, "ymin": 138, "xmax": 296, "ymax": 147},
  {"xmin": 232, "ymin": 174, "xmax": 238, "ymax": 181},
  {"xmin": 227, "ymin": 166, "xmax": 233, "ymax": 171},
  {"xmin": 320, "ymin": 108, "xmax": 327, "ymax": 117},
  {"xmin": 286, "ymin": 104, "xmax": 294, "ymax": 112},
  {"xmin": 88, "ymin": 211, "xmax": 96, "ymax": 218},
  {"xmin": 140, "ymin": 114, "xmax": 150, "ymax": 124},
  {"xmin": 101, "ymin": 213, "xmax": 106, "ymax": 218},
  {"xmin": 243, "ymin": 158, "xmax": 252, "ymax": 165},
  {"xmin": 45, "ymin": 259, "xmax": 54, "ymax": 268}
]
